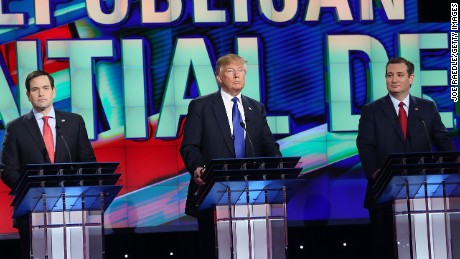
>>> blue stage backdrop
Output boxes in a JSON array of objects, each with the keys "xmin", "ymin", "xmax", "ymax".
[{"xmin": 0, "ymin": 0, "xmax": 456, "ymax": 234}]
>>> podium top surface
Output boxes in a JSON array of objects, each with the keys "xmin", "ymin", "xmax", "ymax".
[
  {"xmin": 194, "ymin": 157, "xmax": 303, "ymax": 210},
  {"xmin": 208, "ymin": 156, "xmax": 301, "ymax": 163},
  {"xmin": 24, "ymin": 162, "xmax": 119, "ymax": 173},
  {"xmin": 372, "ymin": 152, "xmax": 460, "ymax": 203},
  {"xmin": 11, "ymin": 162, "xmax": 120, "ymax": 196},
  {"xmin": 200, "ymin": 156, "xmax": 301, "ymax": 181},
  {"xmin": 11, "ymin": 162, "xmax": 122, "ymax": 216},
  {"xmin": 206, "ymin": 157, "xmax": 300, "ymax": 169}
]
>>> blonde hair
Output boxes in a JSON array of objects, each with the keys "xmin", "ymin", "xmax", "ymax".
[{"xmin": 215, "ymin": 54, "xmax": 247, "ymax": 75}]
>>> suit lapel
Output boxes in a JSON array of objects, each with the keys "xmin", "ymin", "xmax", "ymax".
[
  {"xmin": 211, "ymin": 92, "xmax": 235, "ymax": 156},
  {"xmin": 241, "ymin": 96, "xmax": 252, "ymax": 123},
  {"xmin": 54, "ymin": 110, "xmax": 65, "ymax": 163},
  {"xmin": 23, "ymin": 111, "xmax": 49, "ymax": 162},
  {"xmin": 381, "ymin": 95, "xmax": 405, "ymax": 142},
  {"xmin": 407, "ymin": 95, "xmax": 420, "ymax": 138},
  {"xmin": 241, "ymin": 96, "xmax": 253, "ymax": 155}
]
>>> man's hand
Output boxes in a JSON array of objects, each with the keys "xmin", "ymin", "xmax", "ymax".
[{"xmin": 193, "ymin": 166, "xmax": 206, "ymax": 185}]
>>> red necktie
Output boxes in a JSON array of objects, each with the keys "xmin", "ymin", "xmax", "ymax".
[
  {"xmin": 398, "ymin": 102, "xmax": 407, "ymax": 139},
  {"xmin": 43, "ymin": 116, "xmax": 55, "ymax": 163}
]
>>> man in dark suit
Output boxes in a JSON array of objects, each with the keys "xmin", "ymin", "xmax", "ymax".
[
  {"xmin": 180, "ymin": 54, "xmax": 281, "ymax": 258},
  {"xmin": 0, "ymin": 70, "xmax": 96, "ymax": 259},
  {"xmin": 356, "ymin": 57, "xmax": 455, "ymax": 259}
]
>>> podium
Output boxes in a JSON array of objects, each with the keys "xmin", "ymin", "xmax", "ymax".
[
  {"xmin": 193, "ymin": 157, "xmax": 303, "ymax": 259},
  {"xmin": 372, "ymin": 152, "xmax": 460, "ymax": 259},
  {"xmin": 11, "ymin": 162, "xmax": 122, "ymax": 259}
]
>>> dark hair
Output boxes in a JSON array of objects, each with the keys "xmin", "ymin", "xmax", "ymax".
[
  {"xmin": 386, "ymin": 57, "xmax": 414, "ymax": 76},
  {"xmin": 25, "ymin": 70, "xmax": 55, "ymax": 91}
]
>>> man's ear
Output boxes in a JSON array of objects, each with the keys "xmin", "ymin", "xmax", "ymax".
[{"xmin": 216, "ymin": 74, "xmax": 222, "ymax": 84}]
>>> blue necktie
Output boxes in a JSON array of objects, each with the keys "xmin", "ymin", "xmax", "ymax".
[{"xmin": 232, "ymin": 97, "xmax": 245, "ymax": 158}]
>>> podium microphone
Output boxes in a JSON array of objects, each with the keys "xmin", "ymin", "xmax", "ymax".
[
  {"xmin": 56, "ymin": 124, "xmax": 73, "ymax": 164},
  {"xmin": 240, "ymin": 121, "xmax": 255, "ymax": 158},
  {"xmin": 419, "ymin": 117, "xmax": 433, "ymax": 154}
]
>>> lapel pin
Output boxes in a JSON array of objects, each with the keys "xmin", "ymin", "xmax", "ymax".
[
  {"xmin": 414, "ymin": 108, "xmax": 419, "ymax": 111},
  {"xmin": 61, "ymin": 119, "xmax": 65, "ymax": 122},
  {"xmin": 249, "ymin": 107, "xmax": 252, "ymax": 110}
]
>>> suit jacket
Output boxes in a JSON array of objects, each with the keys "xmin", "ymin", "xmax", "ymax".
[
  {"xmin": 356, "ymin": 94, "xmax": 455, "ymax": 206},
  {"xmin": 0, "ymin": 109, "xmax": 96, "ymax": 191},
  {"xmin": 180, "ymin": 91, "xmax": 282, "ymax": 216}
]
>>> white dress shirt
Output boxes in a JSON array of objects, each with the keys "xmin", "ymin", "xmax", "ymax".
[
  {"xmin": 221, "ymin": 89, "xmax": 246, "ymax": 137},
  {"xmin": 389, "ymin": 94, "xmax": 409, "ymax": 117}
]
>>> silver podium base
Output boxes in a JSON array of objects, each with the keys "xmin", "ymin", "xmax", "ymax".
[
  {"xmin": 216, "ymin": 204, "xmax": 287, "ymax": 259},
  {"xmin": 394, "ymin": 197, "xmax": 460, "ymax": 259},
  {"xmin": 30, "ymin": 210, "xmax": 103, "ymax": 259}
]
